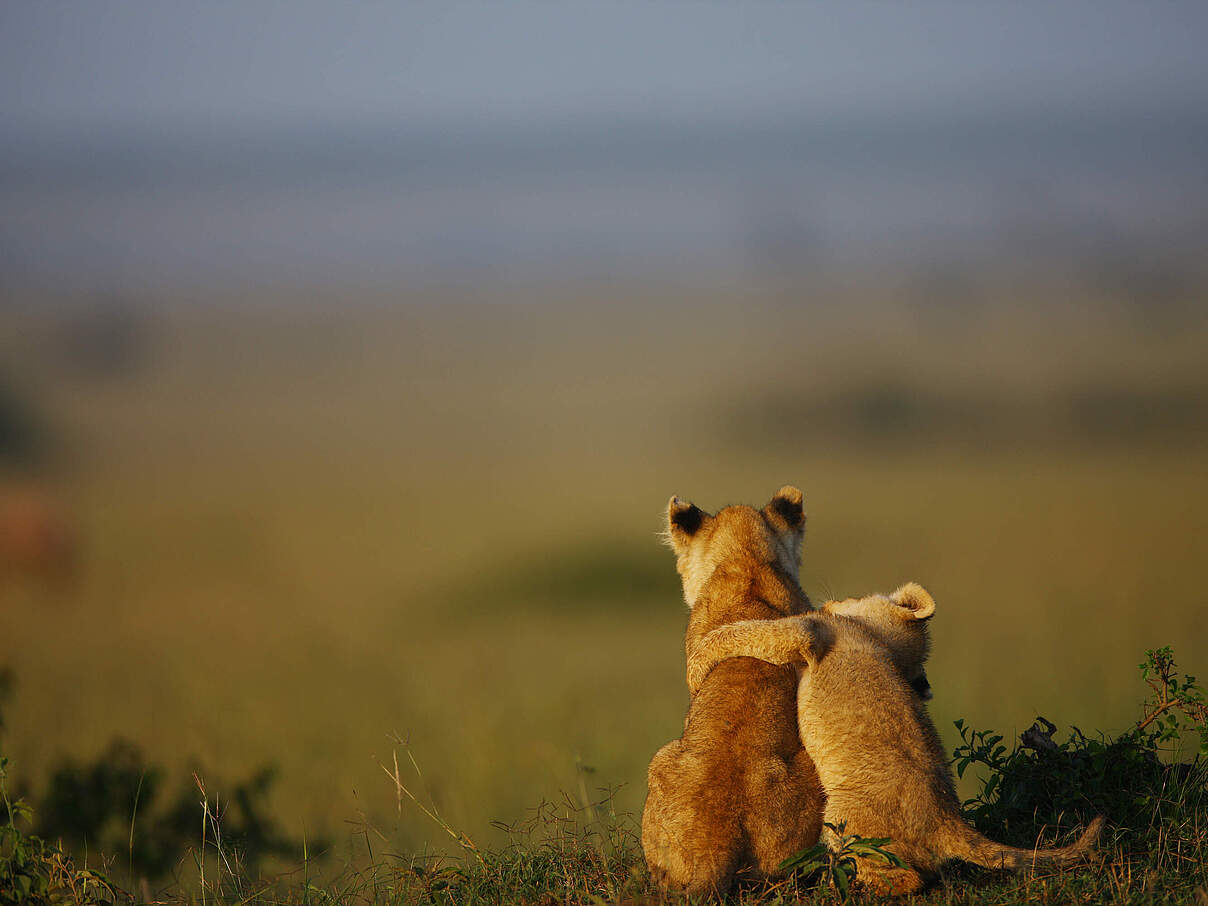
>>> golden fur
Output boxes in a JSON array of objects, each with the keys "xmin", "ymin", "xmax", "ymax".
[
  {"xmin": 689, "ymin": 586, "xmax": 1105, "ymax": 895},
  {"xmin": 641, "ymin": 486, "xmax": 824, "ymax": 896}
]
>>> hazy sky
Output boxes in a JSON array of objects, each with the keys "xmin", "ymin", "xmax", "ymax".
[{"xmin": 3, "ymin": 1, "xmax": 1208, "ymax": 136}]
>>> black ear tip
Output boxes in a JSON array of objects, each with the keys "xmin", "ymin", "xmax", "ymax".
[
  {"xmin": 769, "ymin": 488, "xmax": 805, "ymax": 527},
  {"xmin": 668, "ymin": 499, "xmax": 705, "ymax": 534}
]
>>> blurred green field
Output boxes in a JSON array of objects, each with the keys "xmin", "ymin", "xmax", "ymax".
[{"xmin": 1, "ymin": 280, "xmax": 1206, "ymax": 863}]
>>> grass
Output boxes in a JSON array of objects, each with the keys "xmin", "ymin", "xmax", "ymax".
[{"xmin": 0, "ymin": 279, "xmax": 1206, "ymax": 901}]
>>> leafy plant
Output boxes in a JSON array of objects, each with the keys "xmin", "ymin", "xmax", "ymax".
[
  {"xmin": 1, "ymin": 753, "xmax": 126, "ymax": 906},
  {"xmin": 779, "ymin": 821, "xmax": 905, "ymax": 899},
  {"xmin": 952, "ymin": 646, "xmax": 1207, "ymax": 849},
  {"xmin": 1134, "ymin": 645, "xmax": 1208, "ymax": 756}
]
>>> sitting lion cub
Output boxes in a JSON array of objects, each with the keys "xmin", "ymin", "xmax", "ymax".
[
  {"xmin": 688, "ymin": 585, "xmax": 1105, "ymax": 895},
  {"xmin": 641, "ymin": 486, "xmax": 824, "ymax": 895}
]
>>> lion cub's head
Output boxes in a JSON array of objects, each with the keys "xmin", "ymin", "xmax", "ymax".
[
  {"xmin": 822, "ymin": 582, "xmax": 935, "ymax": 698},
  {"xmin": 664, "ymin": 485, "xmax": 806, "ymax": 609}
]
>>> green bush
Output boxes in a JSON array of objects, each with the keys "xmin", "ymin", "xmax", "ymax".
[
  {"xmin": 953, "ymin": 647, "xmax": 1207, "ymax": 850},
  {"xmin": 1, "ymin": 755, "xmax": 126, "ymax": 906}
]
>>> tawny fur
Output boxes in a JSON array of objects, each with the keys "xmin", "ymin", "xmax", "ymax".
[
  {"xmin": 689, "ymin": 586, "xmax": 1105, "ymax": 895},
  {"xmin": 641, "ymin": 486, "xmax": 825, "ymax": 896}
]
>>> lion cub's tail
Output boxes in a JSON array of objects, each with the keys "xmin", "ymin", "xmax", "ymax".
[{"xmin": 942, "ymin": 814, "xmax": 1105, "ymax": 872}]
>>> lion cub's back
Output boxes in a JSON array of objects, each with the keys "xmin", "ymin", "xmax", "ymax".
[
  {"xmin": 690, "ymin": 656, "xmax": 801, "ymax": 749},
  {"xmin": 697, "ymin": 656, "xmax": 824, "ymax": 867},
  {"xmin": 687, "ymin": 654, "xmax": 810, "ymax": 828}
]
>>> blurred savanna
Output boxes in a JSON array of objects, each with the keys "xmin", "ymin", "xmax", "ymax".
[
  {"xmin": 2, "ymin": 279, "xmax": 1205, "ymax": 863},
  {"xmin": 0, "ymin": 3, "xmax": 1206, "ymax": 893}
]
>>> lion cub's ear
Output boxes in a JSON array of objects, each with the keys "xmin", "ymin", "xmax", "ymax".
[
  {"xmin": 667, "ymin": 496, "xmax": 707, "ymax": 536},
  {"xmin": 892, "ymin": 582, "xmax": 936, "ymax": 620},
  {"xmin": 763, "ymin": 485, "xmax": 805, "ymax": 530}
]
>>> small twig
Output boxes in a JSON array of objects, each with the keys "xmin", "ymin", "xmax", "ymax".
[{"xmin": 1136, "ymin": 698, "xmax": 1181, "ymax": 734}]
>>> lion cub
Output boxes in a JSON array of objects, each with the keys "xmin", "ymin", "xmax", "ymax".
[
  {"xmin": 688, "ymin": 586, "xmax": 1105, "ymax": 895},
  {"xmin": 641, "ymin": 486, "xmax": 825, "ymax": 896}
]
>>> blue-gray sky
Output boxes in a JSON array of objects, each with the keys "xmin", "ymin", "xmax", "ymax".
[
  {"xmin": 3, "ymin": 1, "xmax": 1207, "ymax": 135},
  {"xmin": 3, "ymin": 3, "xmax": 1207, "ymax": 289}
]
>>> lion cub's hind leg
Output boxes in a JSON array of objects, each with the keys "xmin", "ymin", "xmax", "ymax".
[
  {"xmin": 745, "ymin": 747, "xmax": 825, "ymax": 879},
  {"xmin": 642, "ymin": 742, "xmax": 745, "ymax": 896}
]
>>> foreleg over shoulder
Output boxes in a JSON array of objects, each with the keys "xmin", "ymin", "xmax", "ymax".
[{"xmin": 687, "ymin": 615, "xmax": 833, "ymax": 695}]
